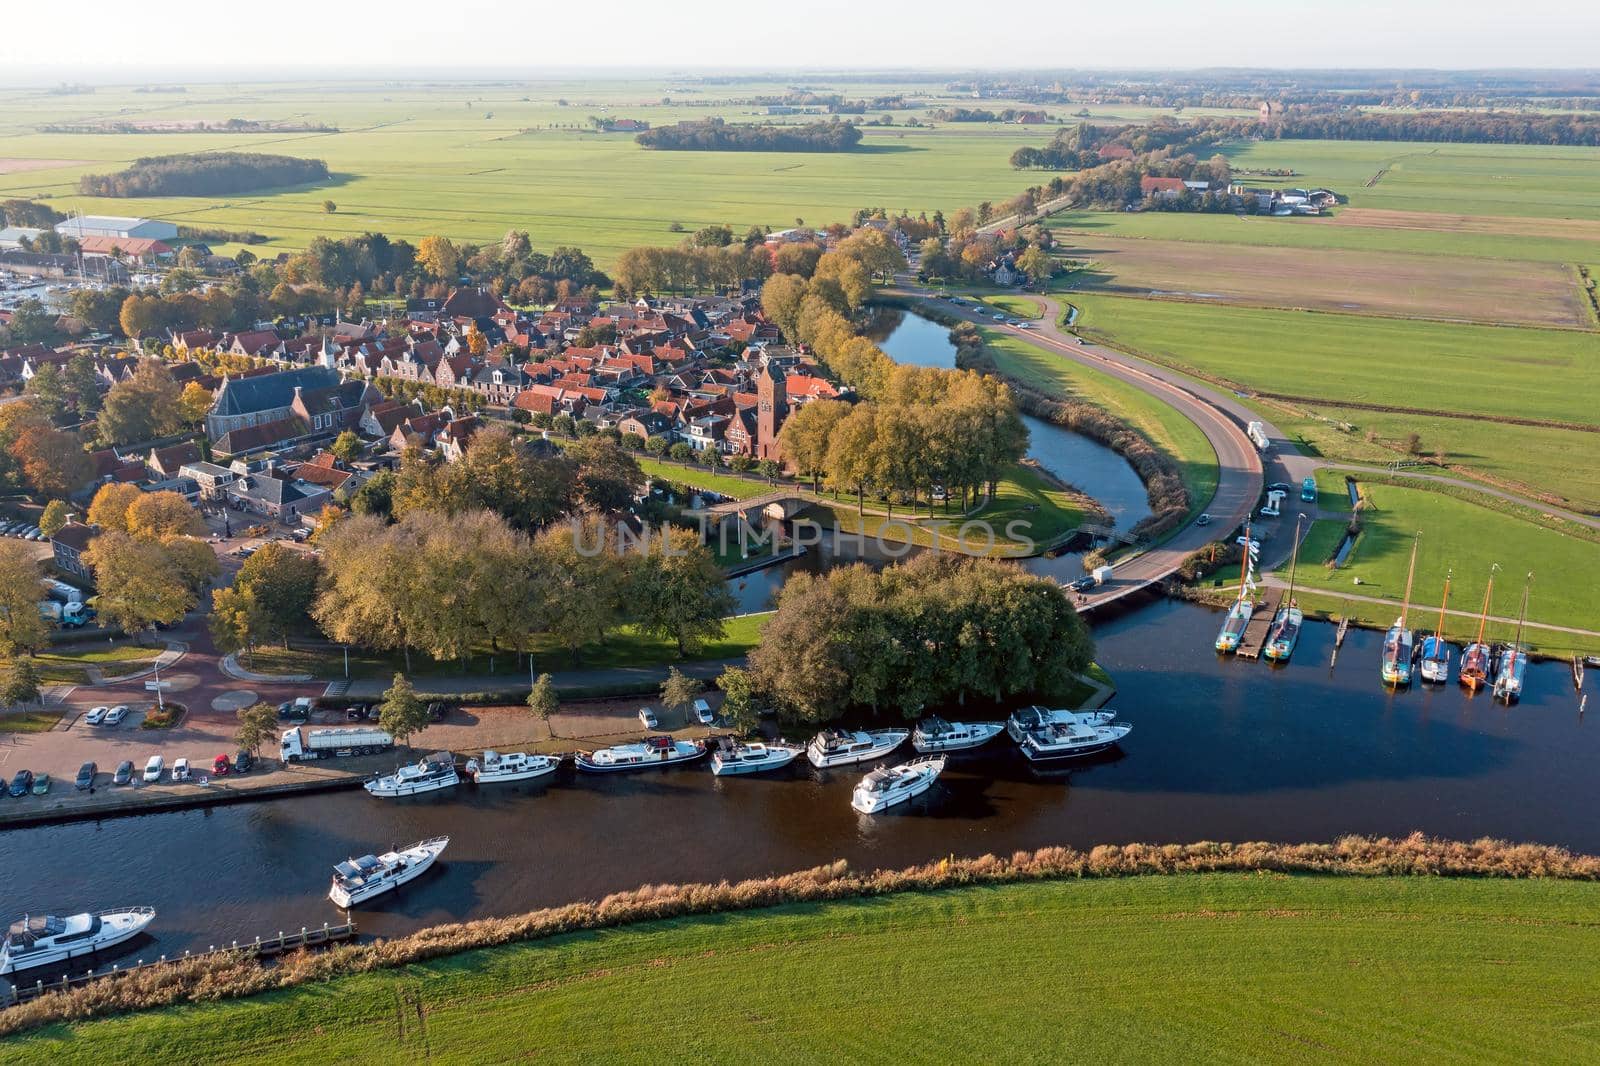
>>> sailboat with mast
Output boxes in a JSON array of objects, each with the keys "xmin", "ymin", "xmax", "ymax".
[
  {"xmin": 1380, "ymin": 532, "xmax": 1421, "ymax": 687},
  {"xmin": 1493, "ymin": 573, "xmax": 1532, "ymax": 705},
  {"xmin": 1214, "ymin": 522, "xmax": 1256, "ymax": 654},
  {"xmin": 1459, "ymin": 565, "xmax": 1498, "ymax": 693},
  {"xmin": 1419, "ymin": 569, "xmax": 1453, "ymax": 684},
  {"xmin": 1263, "ymin": 514, "xmax": 1305, "ymax": 662}
]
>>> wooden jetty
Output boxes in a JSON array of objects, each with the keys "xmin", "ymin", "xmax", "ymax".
[
  {"xmin": 1236, "ymin": 590, "xmax": 1283, "ymax": 660},
  {"xmin": 2, "ymin": 921, "xmax": 357, "ymax": 1007}
]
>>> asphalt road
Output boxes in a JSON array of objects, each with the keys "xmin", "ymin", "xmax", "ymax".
[{"xmin": 899, "ymin": 287, "xmax": 1270, "ymax": 607}]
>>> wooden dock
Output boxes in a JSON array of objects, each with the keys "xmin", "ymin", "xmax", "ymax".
[
  {"xmin": 1236, "ymin": 591, "xmax": 1283, "ymax": 660},
  {"xmin": 2, "ymin": 921, "xmax": 357, "ymax": 1007}
]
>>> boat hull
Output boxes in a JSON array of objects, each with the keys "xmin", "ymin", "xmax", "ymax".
[
  {"xmin": 850, "ymin": 760, "xmax": 944, "ymax": 814},
  {"xmin": 575, "ymin": 749, "xmax": 706, "ymax": 773},
  {"xmin": 1018, "ymin": 737, "xmax": 1121, "ymax": 762},
  {"xmin": 365, "ymin": 772, "xmax": 460, "ymax": 798},
  {"xmin": 468, "ymin": 756, "xmax": 559, "ymax": 784},
  {"xmin": 806, "ymin": 732, "xmax": 908, "ymax": 769},
  {"xmin": 0, "ymin": 911, "xmax": 154, "ymax": 975},
  {"xmin": 1262, "ymin": 609, "xmax": 1303, "ymax": 662}
]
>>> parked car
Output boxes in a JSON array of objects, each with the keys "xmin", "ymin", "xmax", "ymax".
[
  {"xmin": 212, "ymin": 754, "xmax": 232, "ymax": 777},
  {"xmin": 75, "ymin": 762, "xmax": 97, "ymax": 790},
  {"xmin": 113, "ymin": 761, "xmax": 134, "ymax": 786},
  {"xmin": 693, "ymin": 698, "xmax": 715, "ymax": 725},
  {"xmin": 364, "ymin": 705, "xmax": 382, "ymax": 721},
  {"xmin": 104, "ymin": 705, "xmax": 129, "ymax": 726},
  {"xmin": 638, "ymin": 707, "xmax": 659, "ymax": 729},
  {"xmin": 85, "ymin": 705, "xmax": 109, "ymax": 725},
  {"xmin": 345, "ymin": 706, "xmax": 366, "ymax": 721},
  {"xmin": 234, "ymin": 750, "xmax": 255, "ymax": 774},
  {"xmin": 8, "ymin": 770, "xmax": 34, "ymax": 797},
  {"xmin": 171, "ymin": 757, "xmax": 191, "ymax": 782},
  {"xmin": 31, "ymin": 773, "xmax": 50, "ymax": 796},
  {"xmin": 426, "ymin": 701, "xmax": 448, "ymax": 723},
  {"xmin": 142, "ymin": 755, "xmax": 164, "ymax": 783}
]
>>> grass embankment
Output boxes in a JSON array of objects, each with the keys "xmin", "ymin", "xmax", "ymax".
[
  {"xmin": 977, "ymin": 327, "xmax": 1219, "ymax": 514},
  {"xmin": 1067, "ymin": 294, "xmax": 1600, "ymax": 511},
  {"xmin": 247, "ymin": 613, "xmax": 770, "ymax": 681},
  {"xmin": 979, "ymin": 293, "xmax": 1044, "ymax": 319},
  {"xmin": 16, "ymin": 871, "xmax": 1600, "ymax": 1062},
  {"xmin": 29, "ymin": 644, "xmax": 162, "ymax": 684},
  {"xmin": 0, "ymin": 711, "xmax": 62, "ymax": 734}
]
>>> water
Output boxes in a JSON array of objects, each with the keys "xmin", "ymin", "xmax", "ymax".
[{"xmin": 2, "ymin": 601, "xmax": 1592, "ymax": 972}]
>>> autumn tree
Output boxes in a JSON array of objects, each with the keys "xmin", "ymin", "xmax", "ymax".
[
  {"xmin": 536, "ymin": 517, "xmax": 629, "ymax": 664},
  {"xmin": 83, "ymin": 532, "xmax": 201, "ymax": 640},
  {"xmin": 417, "ymin": 236, "xmax": 461, "ymax": 280},
  {"xmin": 659, "ymin": 665, "xmax": 701, "ymax": 721},
  {"xmin": 126, "ymin": 490, "xmax": 205, "ymax": 541},
  {"xmin": 98, "ymin": 360, "xmax": 182, "ymax": 445},
  {"xmin": 210, "ymin": 583, "xmax": 266, "ymax": 667},
  {"xmin": 0, "ymin": 658, "xmax": 42, "ymax": 710},
  {"xmin": 87, "ymin": 482, "xmax": 144, "ymax": 532},
  {"xmin": 178, "ymin": 381, "xmax": 213, "ymax": 426},
  {"xmin": 777, "ymin": 399, "xmax": 849, "ymax": 491},
  {"xmin": 8, "ymin": 426, "xmax": 91, "ymax": 497},
  {"xmin": 630, "ymin": 526, "xmax": 734, "ymax": 656},
  {"xmin": 38, "ymin": 499, "xmax": 69, "ymax": 538},
  {"xmin": 567, "ymin": 436, "xmax": 643, "ymax": 513},
  {"xmin": 716, "ymin": 665, "xmax": 760, "ymax": 734},
  {"xmin": 234, "ymin": 701, "xmax": 278, "ymax": 755},
  {"xmin": 0, "ymin": 541, "xmax": 50, "ymax": 657},
  {"xmin": 329, "ymin": 430, "xmax": 363, "ymax": 464},
  {"xmin": 234, "ymin": 542, "xmax": 320, "ymax": 647},
  {"xmin": 527, "ymin": 672, "xmax": 557, "ymax": 723}
]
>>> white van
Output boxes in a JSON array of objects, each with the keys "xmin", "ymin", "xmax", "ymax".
[
  {"xmin": 171, "ymin": 757, "xmax": 191, "ymax": 782},
  {"xmin": 142, "ymin": 755, "xmax": 164, "ymax": 783}
]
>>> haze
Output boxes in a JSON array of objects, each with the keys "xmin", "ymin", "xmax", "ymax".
[{"xmin": 2, "ymin": 0, "xmax": 1597, "ymax": 77}]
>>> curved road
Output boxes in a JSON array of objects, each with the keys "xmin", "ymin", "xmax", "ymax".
[{"xmin": 899, "ymin": 288, "xmax": 1268, "ymax": 609}]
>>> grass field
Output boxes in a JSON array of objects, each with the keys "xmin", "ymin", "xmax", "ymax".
[
  {"xmin": 15, "ymin": 873, "xmax": 1600, "ymax": 1063},
  {"xmin": 980, "ymin": 293, "xmax": 1045, "ymax": 319},
  {"xmin": 0, "ymin": 79, "xmax": 1095, "ymax": 267},
  {"xmin": 1066, "ymin": 294, "xmax": 1600, "ymax": 509},
  {"xmin": 979, "ymin": 328, "xmax": 1219, "ymax": 512},
  {"xmin": 1068, "ymin": 233, "xmax": 1587, "ymax": 327},
  {"xmin": 0, "ymin": 710, "xmax": 62, "ymax": 734},
  {"xmin": 1288, "ymin": 470, "xmax": 1600, "ymax": 633}
]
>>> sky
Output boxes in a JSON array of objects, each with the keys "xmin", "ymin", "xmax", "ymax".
[{"xmin": 2, "ymin": 0, "xmax": 1597, "ymax": 76}]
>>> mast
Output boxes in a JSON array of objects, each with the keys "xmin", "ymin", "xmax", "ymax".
[
  {"xmin": 1513, "ymin": 572, "xmax": 1532, "ymax": 647},
  {"xmin": 1236, "ymin": 521, "xmax": 1252, "ymax": 605},
  {"xmin": 1284, "ymin": 513, "xmax": 1304, "ymax": 607},
  {"xmin": 1474, "ymin": 565, "xmax": 1498, "ymax": 646},
  {"xmin": 1398, "ymin": 532, "xmax": 1420, "ymax": 629},
  {"xmin": 1435, "ymin": 569, "xmax": 1452, "ymax": 641}
]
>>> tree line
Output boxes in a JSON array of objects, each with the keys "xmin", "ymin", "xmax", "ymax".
[
  {"xmin": 636, "ymin": 118, "xmax": 864, "ymax": 152},
  {"xmin": 79, "ymin": 153, "xmax": 331, "ymax": 197},
  {"xmin": 733, "ymin": 554, "xmax": 1093, "ymax": 723}
]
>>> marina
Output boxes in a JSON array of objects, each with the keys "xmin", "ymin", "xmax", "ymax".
[{"xmin": 0, "ymin": 600, "xmax": 1593, "ymax": 983}]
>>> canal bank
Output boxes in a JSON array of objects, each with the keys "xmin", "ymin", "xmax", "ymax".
[{"xmin": 3, "ymin": 599, "xmax": 1594, "ymax": 972}]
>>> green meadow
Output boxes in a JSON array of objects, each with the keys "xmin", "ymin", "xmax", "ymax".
[
  {"xmin": 1289, "ymin": 469, "xmax": 1600, "ymax": 634},
  {"xmin": 13, "ymin": 874, "xmax": 1600, "ymax": 1064},
  {"xmin": 1066, "ymin": 295, "xmax": 1600, "ymax": 509}
]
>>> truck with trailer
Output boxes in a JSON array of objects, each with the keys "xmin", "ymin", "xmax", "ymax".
[
  {"xmin": 44, "ymin": 580, "xmax": 84, "ymax": 606},
  {"xmin": 280, "ymin": 726, "xmax": 393, "ymax": 762}
]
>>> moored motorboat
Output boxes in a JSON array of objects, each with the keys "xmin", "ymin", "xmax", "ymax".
[
  {"xmin": 464, "ymin": 750, "xmax": 559, "ymax": 784},
  {"xmin": 328, "ymin": 837, "xmax": 449, "ymax": 908},
  {"xmin": 575, "ymin": 736, "xmax": 706, "ymax": 773},
  {"xmin": 805, "ymin": 728, "xmax": 909, "ymax": 768},
  {"xmin": 911, "ymin": 717, "xmax": 1004, "ymax": 753},
  {"xmin": 1, "ymin": 908, "xmax": 156, "ymax": 975},
  {"xmin": 364, "ymin": 752, "xmax": 460, "ymax": 798},
  {"xmin": 1008, "ymin": 706, "xmax": 1130, "ymax": 762},
  {"xmin": 709, "ymin": 737, "xmax": 802, "ymax": 776},
  {"xmin": 1005, "ymin": 705, "xmax": 1116, "ymax": 746},
  {"xmin": 850, "ymin": 755, "xmax": 946, "ymax": 814}
]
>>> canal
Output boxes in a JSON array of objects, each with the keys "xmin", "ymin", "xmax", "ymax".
[{"xmin": 3, "ymin": 600, "xmax": 1592, "ymax": 969}]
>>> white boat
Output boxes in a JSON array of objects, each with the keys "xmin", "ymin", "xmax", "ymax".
[
  {"xmin": 328, "ymin": 837, "xmax": 449, "ymax": 908},
  {"xmin": 1007, "ymin": 705, "xmax": 1130, "ymax": 762},
  {"xmin": 464, "ymin": 750, "xmax": 560, "ymax": 784},
  {"xmin": 575, "ymin": 736, "xmax": 706, "ymax": 773},
  {"xmin": 709, "ymin": 737, "xmax": 802, "ymax": 776},
  {"xmin": 364, "ymin": 752, "xmax": 460, "ymax": 798},
  {"xmin": 1419, "ymin": 636, "xmax": 1452, "ymax": 684},
  {"xmin": 1, "ymin": 908, "xmax": 155, "ymax": 975},
  {"xmin": 1005, "ymin": 705, "xmax": 1116, "ymax": 745},
  {"xmin": 806, "ymin": 728, "xmax": 910, "ymax": 769},
  {"xmin": 911, "ymin": 717, "xmax": 1004, "ymax": 753},
  {"xmin": 851, "ymin": 755, "xmax": 946, "ymax": 814}
]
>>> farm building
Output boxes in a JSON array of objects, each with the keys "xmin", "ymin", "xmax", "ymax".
[{"xmin": 55, "ymin": 215, "xmax": 178, "ymax": 241}]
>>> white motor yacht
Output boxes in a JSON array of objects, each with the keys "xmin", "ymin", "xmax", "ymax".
[
  {"xmin": 710, "ymin": 737, "xmax": 802, "ymax": 776},
  {"xmin": 1, "ymin": 907, "xmax": 155, "ymax": 975},
  {"xmin": 850, "ymin": 756, "xmax": 946, "ymax": 814},
  {"xmin": 464, "ymin": 750, "xmax": 560, "ymax": 784},
  {"xmin": 805, "ymin": 728, "xmax": 909, "ymax": 769},
  {"xmin": 364, "ymin": 752, "xmax": 460, "ymax": 798},
  {"xmin": 1007, "ymin": 706, "xmax": 1130, "ymax": 762},
  {"xmin": 575, "ymin": 736, "xmax": 706, "ymax": 773},
  {"xmin": 911, "ymin": 717, "xmax": 1004, "ymax": 753},
  {"xmin": 328, "ymin": 837, "xmax": 449, "ymax": 908}
]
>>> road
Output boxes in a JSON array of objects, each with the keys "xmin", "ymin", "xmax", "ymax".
[{"xmin": 896, "ymin": 287, "xmax": 1274, "ymax": 607}]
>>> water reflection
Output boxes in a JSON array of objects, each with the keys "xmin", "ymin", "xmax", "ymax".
[{"xmin": 3, "ymin": 600, "xmax": 1590, "ymax": 972}]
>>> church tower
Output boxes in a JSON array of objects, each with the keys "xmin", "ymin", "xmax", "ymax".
[{"xmin": 756, "ymin": 361, "xmax": 787, "ymax": 461}]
